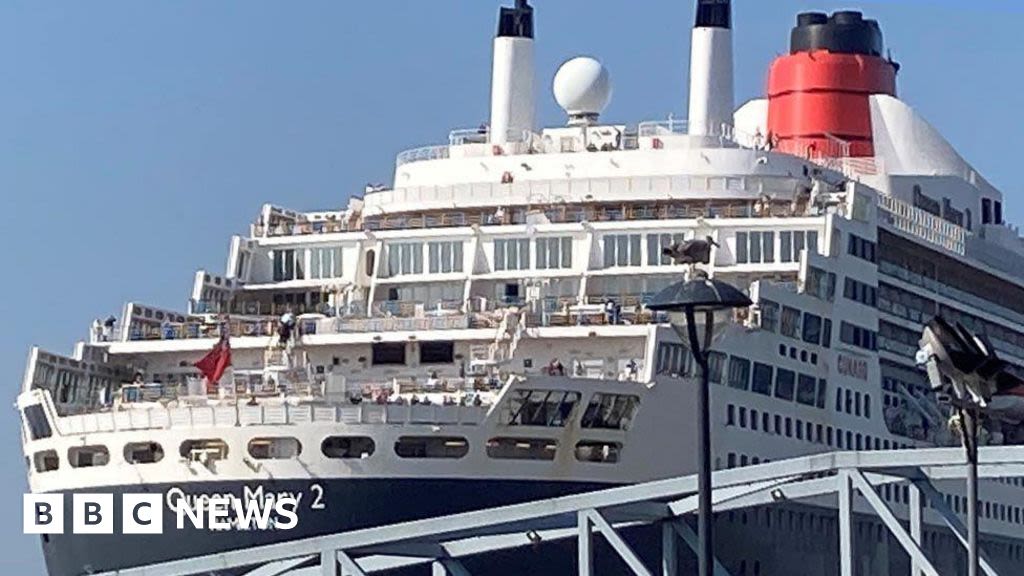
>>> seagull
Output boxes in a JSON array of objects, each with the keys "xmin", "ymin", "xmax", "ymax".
[
  {"xmin": 663, "ymin": 236, "xmax": 719, "ymax": 279},
  {"xmin": 663, "ymin": 236, "xmax": 719, "ymax": 265}
]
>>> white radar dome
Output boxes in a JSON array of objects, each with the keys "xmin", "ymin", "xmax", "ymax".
[{"xmin": 553, "ymin": 57, "xmax": 612, "ymax": 121}]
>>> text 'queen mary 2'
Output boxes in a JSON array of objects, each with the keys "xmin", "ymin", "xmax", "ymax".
[{"xmin": 18, "ymin": 1, "xmax": 1024, "ymax": 574}]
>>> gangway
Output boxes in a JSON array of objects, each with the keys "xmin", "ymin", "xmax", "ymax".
[{"xmin": 96, "ymin": 447, "xmax": 1024, "ymax": 576}]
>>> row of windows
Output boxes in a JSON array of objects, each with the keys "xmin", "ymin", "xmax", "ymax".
[
  {"xmin": 725, "ymin": 403, "xmax": 905, "ymax": 451},
  {"xmin": 840, "ymin": 321, "xmax": 878, "ymax": 351},
  {"xmin": 777, "ymin": 343, "xmax": 820, "ymax": 366},
  {"xmin": 603, "ymin": 232, "xmax": 717, "ymax": 268},
  {"xmin": 656, "ymin": 343, "xmax": 828, "ymax": 410},
  {"xmin": 760, "ymin": 300, "xmax": 833, "ymax": 349},
  {"xmin": 843, "ymin": 278, "xmax": 878, "ymax": 307},
  {"xmin": 32, "ymin": 436, "xmax": 626, "ymax": 473},
  {"xmin": 493, "ymin": 236, "xmax": 577, "ymax": 272},
  {"xmin": 503, "ymin": 389, "xmax": 640, "ymax": 431},
  {"xmin": 370, "ymin": 341, "xmax": 455, "ymax": 366},
  {"xmin": 834, "ymin": 386, "xmax": 872, "ymax": 419},
  {"xmin": 602, "ymin": 234, "xmax": 643, "ymax": 268},
  {"xmin": 736, "ymin": 230, "xmax": 820, "ymax": 265},
  {"xmin": 272, "ymin": 247, "xmax": 344, "ymax": 282},
  {"xmin": 847, "ymin": 234, "xmax": 877, "ymax": 263},
  {"xmin": 728, "ymin": 358, "xmax": 828, "ymax": 409},
  {"xmin": 386, "ymin": 241, "xmax": 465, "ymax": 276}
]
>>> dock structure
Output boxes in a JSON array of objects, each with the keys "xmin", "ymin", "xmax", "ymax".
[{"xmin": 96, "ymin": 447, "xmax": 1024, "ymax": 576}]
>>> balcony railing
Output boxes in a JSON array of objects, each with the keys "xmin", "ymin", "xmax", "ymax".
[
  {"xmin": 55, "ymin": 401, "xmax": 491, "ymax": 434},
  {"xmin": 878, "ymin": 194, "xmax": 966, "ymax": 255}
]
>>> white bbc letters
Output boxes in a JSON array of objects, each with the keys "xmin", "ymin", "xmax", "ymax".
[
  {"xmin": 23, "ymin": 494, "xmax": 64, "ymax": 534},
  {"xmin": 122, "ymin": 494, "xmax": 164, "ymax": 534},
  {"xmin": 72, "ymin": 494, "xmax": 114, "ymax": 534}
]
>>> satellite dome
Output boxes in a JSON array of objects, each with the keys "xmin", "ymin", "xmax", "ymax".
[{"xmin": 553, "ymin": 57, "xmax": 612, "ymax": 124}]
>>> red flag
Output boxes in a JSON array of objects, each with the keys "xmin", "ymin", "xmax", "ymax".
[{"xmin": 195, "ymin": 336, "xmax": 231, "ymax": 393}]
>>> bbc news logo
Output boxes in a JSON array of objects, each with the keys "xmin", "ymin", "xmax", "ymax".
[{"xmin": 24, "ymin": 493, "xmax": 299, "ymax": 535}]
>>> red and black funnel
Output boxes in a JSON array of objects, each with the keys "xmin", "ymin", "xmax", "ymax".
[{"xmin": 766, "ymin": 11, "xmax": 898, "ymax": 158}]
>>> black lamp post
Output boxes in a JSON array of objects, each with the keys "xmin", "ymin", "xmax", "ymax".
[{"xmin": 648, "ymin": 277, "xmax": 752, "ymax": 576}]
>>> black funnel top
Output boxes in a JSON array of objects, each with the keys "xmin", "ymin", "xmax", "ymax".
[
  {"xmin": 497, "ymin": 0, "xmax": 534, "ymax": 39},
  {"xmin": 695, "ymin": 0, "xmax": 731, "ymax": 29},
  {"xmin": 791, "ymin": 11, "xmax": 884, "ymax": 56}
]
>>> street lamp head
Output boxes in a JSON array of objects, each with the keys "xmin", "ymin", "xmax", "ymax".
[
  {"xmin": 647, "ymin": 278, "xmax": 752, "ymax": 356},
  {"xmin": 646, "ymin": 278, "xmax": 752, "ymax": 313}
]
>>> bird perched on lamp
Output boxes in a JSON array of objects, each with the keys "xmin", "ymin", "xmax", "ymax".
[{"xmin": 663, "ymin": 236, "xmax": 719, "ymax": 278}]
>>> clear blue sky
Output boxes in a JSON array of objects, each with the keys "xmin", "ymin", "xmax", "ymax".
[{"xmin": 2, "ymin": 1, "xmax": 1022, "ymax": 572}]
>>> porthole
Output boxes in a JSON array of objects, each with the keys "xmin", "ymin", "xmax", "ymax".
[
  {"xmin": 68, "ymin": 445, "xmax": 109, "ymax": 468},
  {"xmin": 322, "ymin": 436, "xmax": 375, "ymax": 459}
]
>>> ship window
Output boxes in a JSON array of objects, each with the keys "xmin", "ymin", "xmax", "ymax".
[
  {"xmin": 846, "ymin": 234, "xmax": 877, "ymax": 263},
  {"xmin": 180, "ymin": 439, "xmax": 229, "ymax": 462},
  {"xmin": 982, "ymin": 198, "xmax": 992, "ymax": 225},
  {"xmin": 394, "ymin": 436, "xmax": 468, "ymax": 459},
  {"xmin": 574, "ymin": 441, "xmax": 621, "ymax": 464},
  {"xmin": 780, "ymin": 307, "xmax": 801, "ymax": 339},
  {"xmin": 504, "ymin": 389, "xmax": 581, "ymax": 427},
  {"xmin": 736, "ymin": 231, "xmax": 774, "ymax": 264},
  {"xmin": 727, "ymin": 356, "xmax": 750, "ymax": 390},
  {"xmin": 580, "ymin": 394, "xmax": 640, "ymax": 430},
  {"xmin": 759, "ymin": 300, "xmax": 780, "ymax": 332},
  {"xmin": 372, "ymin": 342, "xmax": 406, "ymax": 366},
  {"xmin": 495, "ymin": 238, "xmax": 531, "ymax": 271},
  {"xmin": 751, "ymin": 363, "xmax": 773, "ymax": 396},
  {"xmin": 248, "ymin": 437, "xmax": 302, "ymax": 460},
  {"xmin": 780, "ymin": 231, "xmax": 819, "ymax": 263},
  {"xmin": 124, "ymin": 442, "xmax": 164, "ymax": 464},
  {"xmin": 322, "ymin": 436, "xmax": 376, "ymax": 459},
  {"xmin": 365, "ymin": 249, "xmax": 376, "ymax": 275},
  {"xmin": 802, "ymin": 313, "xmax": 822, "ymax": 345},
  {"xmin": 428, "ymin": 241, "xmax": 464, "ymax": 274},
  {"xmin": 33, "ymin": 450, "xmax": 59, "ymax": 473},
  {"xmin": 796, "ymin": 374, "xmax": 818, "ymax": 406},
  {"xmin": 707, "ymin": 351, "xmax": 726, "ymax": 384},
  {"xmin": 420, "ymin": 341, "xmax": 455, "ymax": 364},
  {"xmin": 486, "ymin": 437, "xmax": 557, "ymax": 461},
  {"xmin": 657, "ymin": 343, "xmax": 690, "ymax": 377},
  {"xmin": 775, "ymin": 369, "xmax": 796, "ymax": 401},
  {"xmin": 537, "ymin": 237, "xmax": 573, "ymax": 269},
  {"xmin": 22, "ymin": 405, "xmax": 52, "ymax": 441},
  {"xmin": 272, "ymin": 249, "xmax": 303, "ymax": 281},
  {"xmin": 817, "ymin": 379, "xmax": 828, "ymax": 409},
  {"xmin": 603, "ymin": 234, "xmax": 642, "ymax": 268},
  {"xmin": 309, "ymin": 246, "xmax": 344, "ymax": 279},
  {"xmin": 68, "ymin": 445, "xmax": 110, "ymax": 468},
  {"xmin": 386, "ymin": 242, "xmax": 424, "ymax": 276}
]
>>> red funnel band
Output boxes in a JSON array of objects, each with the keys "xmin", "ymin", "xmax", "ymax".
[{"xmin": 766, "ymin": 50, "xmax": 897, "ymax": 158}]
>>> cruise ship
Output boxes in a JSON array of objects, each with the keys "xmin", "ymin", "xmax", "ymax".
[{"xmin": 18, "ymin": 2, "xmax": 1024, "ymax": 574}]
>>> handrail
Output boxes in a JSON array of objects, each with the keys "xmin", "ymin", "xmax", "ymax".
[
  {"xmin": 877, "ymin": 194, "xmax": 966, "ymax": 255},
  {"xmin": 396, "ymin": 145, "xmax": 450, "ymax": 167}
]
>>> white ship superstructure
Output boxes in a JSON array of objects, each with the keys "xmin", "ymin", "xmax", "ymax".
[{"xmin": 17, "ymin": 2, "xmax": 1024, "ymax": 574}]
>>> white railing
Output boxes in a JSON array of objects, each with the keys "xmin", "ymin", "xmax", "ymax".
[
  {"xmin": 365, "ymin": 174, "xmax": 796, "ymax": 212},
  {"xmin": 396, "ymin": 145, "xmax": 450, "ymax": 167},
  {"xmin": 877, "ymin": 194, "xmax": 966, "ymax": 255},
  {"xmin": 637, "ymin": 119, "xmax": 690, "ymax": 137},
  {"xmin": 54, "ymin": 402, "xmax": 490, "ymax": 434},
  {"xmin": 396, "ymin": 118, "xmax": 748, "ymax": 168},
  {"xmin": 327, "ymin": 315, "xmax": 471, "ymax": 334},
  {"xmin": 447, "ymin": 128, "xmax": 532, "ymax": 146}
]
